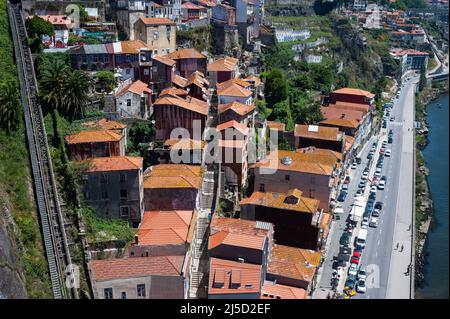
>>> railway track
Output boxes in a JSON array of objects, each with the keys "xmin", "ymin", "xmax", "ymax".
[{"xmin": 7, "ymin": 2, "xmax": 77, "ymax": 299}]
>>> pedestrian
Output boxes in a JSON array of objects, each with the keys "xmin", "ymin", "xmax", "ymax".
[
  {"xmin": 396, "ymin": 243, "xmax": 399, "ymax": 250},
  {"xmin": 401, "ymin": 244, "xmax": 404, "ymax": 252}
]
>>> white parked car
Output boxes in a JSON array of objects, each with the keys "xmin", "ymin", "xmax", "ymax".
[
  {"xmin": 382, "ymin": 140, "xmax": 387, "ymax": 147},
  {"xmin": 371, "ymin": 185, "xmax": 377, "ymax": 193},
  {"xmin": 348, "ymin": 263, "xmax": 358, "ymax": 276},
  {"xmin": 369, "ymin": 217, "xmax": 379, "ymax": 228},
  {"xmin": 385, "ymin": 149, "xmax": 391, "ymax": 157},
  {"xmin": 351, "ymin": 162, "xmax": 357, "ymax": 169},
  {"xmin": 378, "ymin": 179, "xmax": 386, "ymax": 190},
  {"xmin": 358, "ymin": 266, "xmax": 367, "ymax": 280},
  {"xmin": 362, "ymin": 171, "xmax": 369, "ymax": 180},
  {"xmin": 357, "ymin": 279, "xmax": 367, "ymax": 293}
]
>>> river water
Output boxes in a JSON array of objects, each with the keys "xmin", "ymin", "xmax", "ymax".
[{"xmin": 416, "ymin": 93, "xmax": 449, "ymax": 299}]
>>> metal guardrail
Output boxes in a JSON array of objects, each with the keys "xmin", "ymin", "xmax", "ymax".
[{"xmin": 7, "ymin": 2, "xmax": 77, "ymax": 299}]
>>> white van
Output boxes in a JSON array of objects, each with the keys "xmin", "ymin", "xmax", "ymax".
[{"xmin": 356, "ymin": 228, "xmax": 368, "ymax": 248}]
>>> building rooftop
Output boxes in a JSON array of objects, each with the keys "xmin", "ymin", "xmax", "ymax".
[
  {"xmin": 217, "ymin": 78, "xmax": 252, "ymax": 91},
  {"xmin": 120, "ymin": 40, "xmax": 151, "ymax": 54},
  {"xmin": 90, "ymin": 256, "xmax": 184, "ymax": 281},
  {"xmin": 154, "ymin": 95, "xmax": 208, "ymax": 115},
  {"xmin": 216, "ymin": 120, "xmax": 249, "ymax": 136},
  {"xmin": 266, "ymin": 121, "xmax": 286, "ymax": 131},
  {"xmin": 330, "ymin": 101, "xmax": 370, "ymax": 115},
  {"xmin": 37, "ymin": 15, "xmax": 72, "ymax": 26},
  {"xmin": 208, "ymin": 258, "xmax": 262, "ymax": 295},
  {"xmin": 152, "ymin": 54, "xmax": 177, "ymax": 66},
  {"xmin": 172, "ymin": 74, "xmax": 188, "ymax": 87},
  {"xmin": 167, "ymin": 48, "xmax": 206, "ymax": 60},
  {"xmin": 218, "ymin": 101, "xmax": 255, "ymax": 116},
  {"xmin": 294, "ymin": 124, "xmax": 342, "ymax": 141},
  {"xmin": 207, "ymin": 56, "xmax": 239, "ymax": 72},
  {"xmin": 139, "ymin": 17, "xmax": 176, "ymax": 26},
  {"xmin": 164, "ymin": 138, "xmax": 205, "ymax": 150},
  {"xmin": 115, "ymin": 80, "xmax": 151, "ymax": 97},
  {"xmin": 240, "ymin": 189, "xmax": 320, "ymax": 214},
  {"xmin": 320, "ymin": 118, "xmax": 360, "ymax": 129},
  {"xmin": 210, "ymin": 215, "xmax": 270, "ymax": 238},
  {"xmin": 81, "ymin": 118, "xmax": 126, "ymax": 131},
  {"xmin": 137, "ymin": 210, "xmax": 193, "ymax": 246},
  {"xmin": 84, "ymin": 156, "xmax": 143, "ymax": 172},
  {"xmin": 182, "ymin": 1, "xmax": 207, "ymax": 10},
  {"xmin": 143, "ymin": 164, "xmax": 203, "ymax": 189},
  {"xmin": 159, "ymin": 87, "xmax": 188, "ymax": 97},
  {"xmin": 65, "ymin": 129, "xmax": 122, "ymax": 144},
  {"xmin": 243, "ymin": 75, "xmax": 262, "ymax": 87},
  {"xmin": 261, "ymin": 282, "xmax": 307, "ymax": 299},
  {"xmin": 267, "ymin": 244, "xmax": 321, "ymax": 283},
  {"xmin": 252, "ymin": 150, "xmax": 336, "ymax": 176},
  {"xmin": 320, "ymin": 106, "xmax": 364, "ymax": 122},
  {"xmin": 332, "ymin": 87, "xmax": 375, "ymax": 99},
  {"xmin": 217, "ymin": 82, "xmax": 252, "ymax": 98},
  {"xmin": 208, "ymin": 230, "xmax": 266, "ymax": 251}
]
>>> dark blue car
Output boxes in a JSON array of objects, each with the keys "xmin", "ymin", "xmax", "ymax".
[{"xmin": 338, "ymin": 190, "xmax": 348, "ymax": 202}]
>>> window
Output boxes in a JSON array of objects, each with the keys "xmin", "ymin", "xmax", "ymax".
[
  {"xmin": 93, "ymin": 55, "xmax": 98, "ymax": 63},
  {"xmin": 120, "ymin": 189, "xmax": 127, "ymax": 199},
  {"xmin": 104, "ymin": 55, "xmax": 110, "ymax": 63},
  {"xmin": 82, "ymin": 55, "xmax": 87, "ymax": 63},
  {"xmin": 126, "ymin": 68, "xmax": 131, "ymax": 75},
  {"xmin": 83, "ymin": 191, "xmax": 89, "ymax": 200},
  {"xmin": 120, "ymin": 174, "xmax": 126, "ymax": 182},
  {"xmin": 259, "ymin": 184, "xmax": 265, "ymax": 192},
  {"xmin": 143, "ymin": 68, "xmax": 150, "ymax": 75},
  {"xmin": 127, "ymin": 99, "xmax": 132, "ymax": 107},
  {"xmin": 104, "ymin": 288, "xmax": 113, "ymax": 299},
  {"xmin": 121, "ymin": 292, "xmax": 126, "ymax": 299},
  {"xmin": 285, "ymin": 175, "xmax": 290, "ymax": 181},
  {"xmin": 153, "ymin": 31, "xmax": 159, "ymax": 40},
  {"xmin": 137, "ymin": 284, "xmax": 146, "ymax": 298},
  {"xmin": 120, "ymin": 206, "xmax": 129, "ymax": 217}
]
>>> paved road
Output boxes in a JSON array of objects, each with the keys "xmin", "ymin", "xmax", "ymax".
[{"xmin": 354, "ymin": 76, "xmax": 417, "ymax": 299}]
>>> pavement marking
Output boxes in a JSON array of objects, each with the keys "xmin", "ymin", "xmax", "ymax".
[{"xmin": 378, "ymin": 238, "xmax": 381, "ymax": 245}]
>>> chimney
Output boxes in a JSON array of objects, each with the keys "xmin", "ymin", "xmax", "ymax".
[{"xmin": 341, "ymin": 113, "xmax": 345, "ymax": 119}]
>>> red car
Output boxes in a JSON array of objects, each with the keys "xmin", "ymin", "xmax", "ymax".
[
  {"xmin": 351, "ymin": 251, "xmax": 361, "ymax": 264},
  {"xmin": 380, "ymin": 147, "xmax": 385, "ymax": 154},
  {"xmin": 344, "ymin": 176, "xmax": 351, "ymax": 184}
]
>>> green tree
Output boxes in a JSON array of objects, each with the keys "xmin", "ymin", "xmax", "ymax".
[
  {"xmin": 128, "ymin": 121, "xmax": 155, "ymax": 154},
  {"xmin": 419, "ymin": 66, "xmax": 427, "ymax": 92},
  {"xmin": 95, "ymin": 71, "xmax": 115, "ymax": 92},
  {"xmin": 0, "ymin": 80, "xmax": 21, "ymax": 132},
  {"xmin": 256, "ymin": 99, "xmax": 269, "ymax": 119},
  {"xmin": 269, "ymin": 99, "xmax": 294, "ymax": 131},
  {"xmin": 25, "ymin": 16, "xmax": 55, "ymax": 38},
  {"xmin": 263, "ymin": 68, "xmax": 288, "ymax": 107},
  {"xmin": 63, "ymin": 70, "xmax": 93, "ymax": 120}
]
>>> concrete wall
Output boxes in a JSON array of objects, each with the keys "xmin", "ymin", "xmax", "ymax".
[
  {"xmin": 134, "ymin": 19, "xmax": 176, "ymax": 54},
  {"xmin": 115, "ymin": 91, "xmax": 149, "ymax": 119},
  {"xmin": 144, "ymin": 187, "xmax": 198, "ymax": 211}
]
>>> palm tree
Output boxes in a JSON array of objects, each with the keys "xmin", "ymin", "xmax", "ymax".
[
  {"xmin": 39, "ymin": 58, "xmax": 70, "ymax": 113},
  {"xmin": 0, "ymin": 80, "xmax": 21, "ymax": 132},
  {"xmin": 63, "ymin": 70, "xmax": 93, "ymax": 120}
]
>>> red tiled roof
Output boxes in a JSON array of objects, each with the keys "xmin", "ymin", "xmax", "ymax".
[
  {"xmin": 182, "ymin": 2, "xmax": 207, "ymax": 10},
  {"xmin": 208, "ymin": 230, "xmax": 265, "ymax": 250},
  {"xmin": 139, "ymin": 17, "xmax": 176, "ymax": 26},
  {"xmin": 320, "ymin": 118, "xmax": 359, "ymax": 129},
  {"xmin": 207, "ymin": 57, "xmax": 239, "ymax": 72},
  {"xmin": 261, "ymin": 282, "xmax": 307, "ymax": 299},
  {"xmin": 90, "ymin": 256, "xmax": 184, "ymax": 281},
  {"xmin": 266, "ymin": 121, "xmax": 286, "ymax": 131},
  {"xmin": 332, "ymin": 87, "xmax": 375, "ymax": 99},
  {"xmin": 152, "ymin": 54, "xmax": 176, "ymax": 66},
  {"xmin": 331, "ymin": 102, "xmax": 370, "ymax": 115},
  {"xmin": 210, "ymin": 215, "xmax": 270, "ymax": 238},
  {"xmin": 84, "ymin": 156, "xmax": 142, "ymax": 172},
  {"xmin": 115, "ymin": 80, "xmax": 151, "ymax": 97},
  {"xmin": 120, "ymin": 40, "xmax": 151, "ymax": 54},
  {"xmin": 294, "ymin": 124, "xmax": 341, "ymax": 141},
  {"xmin": 218, "ymin": 101, "xmax": 255, "ymax": 116},
  {"xmin": 81, "ymin": 118, "xmax": 126, "ymax": 130},
  {"xmin": 65, "ymin": 129, "xmax": 122, "ymax": 144},
  {"xmin": 216, "ymin": 120, "xmax": 249, "ymax": 136},
  {"xmin": 159, "ymin": 87, "xmax": 188, "ymax": 97},
  {"xmin": 208, "ymin": 258, "xmax": 262, "ymax": 295},
  {"xmin": 172, "ymin": 74, "xmax": 188, "ymax": 87},
  {"xmin": 320, "ymin": 106, "xmax": 364, "ymax": 122},
  {"xmin": 154, "ymin": 95, "xmax": 208, "ymax": 115},
  {"xmin": 167, "ymin": 48, "xmax": 206, "ymax": 60},
  {"xmin": 217, "ymin": 82, "xmax": 252, "ymax": 98},
  {"xmin": 143, "ymin": 164, "xmax": 203, "ymax": 189},
  {"xmin": 137, "ymin": 210, "xmax": 193, "ymax": 245}
]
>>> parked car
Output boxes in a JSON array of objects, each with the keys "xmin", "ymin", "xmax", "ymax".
[
  {"xmin": 367, "ymin": 152, "xmax": 373, "ymax": 159},
  {"xmin": 382, "ymin": 120, "xmax": 387, "ymax": 128},
  {"xmin": 338, "ymin": 190, "xmax": 348, "ymax": 202},
  {"xmin": 348, "ymin": 263, "xmax": 358, "ymax": 276},
  {"xmin": 380, "ymin": 147, "xmax": 385, "ymax": 154},
  {"xmin": 372, "ymin": 208, "xmax": 380, "ymax": 217},
  {"xmin": 344, "ymin": 176, "xmax": 351, "ymax": 184},
  {"xmin": 369, "ymin": 191, "xmax": 376, "ymax": 200},
  {"xmin": 357, "ymin": 278, "xmax": 367, "ymax": 293},
  {"xmin": 359, "ymin": 180, "xmax": 366, "ymax": 189},
  {"xmin": 382, "ymin": 140, "xmax": 387, "ymax": 147},
  {"xmin": 374, "ymin": 201, "xmax": 383, "ymax": 210},
  {"xmin": 361, "ymin": 171, "xmax": 369, "ymax": 180},
  {"xmin": 355, "ymin": 189, "xmax": 363, "ymax": 197},
  {"xmin": 371, "ymin": 185, "xmax": 377, "ymax": 193},
  {"xmin": 340, "ymin": 232, "xmax": 351, "ymax": 246},
  {"xmin": 376, "ymin": 161, "xmax": 383, "ymax": 169},
  {"xmin": 361, "ymin": 216, "xmax": 369, "ymax": 229},
  {"xmin": 351, "ymin": 162, "xmax": 357, "ymax": 169},
  {"xmin": 370, "ymin": 217, "xmax": 379, "ymax": 228},
  {"xmin": 388, "ymin": 136, "xmax": 393, "ymax": 144},
  {"xmin": 358, "ymin": 266, "xmax": 367, "ymax": 280},
  {"xmin": 345, "ymin": 275, "xmax": 357, "ymax": 290},
  {"xmin": 355, "ymin": 156, "xmax": 362, "ymax": 164},
  {"xmin": 378, "ymin": 179, "xmax": 386, "ymax": 190},
  {"xmin": 385, "ymin": 149, "xmax": 391, "ymax": 157},
  {"xmin": 342, "ymin": 183, "xmax": 349, "ymax": 191},
  {"xmin": 351, "ymin": 251, "xmax": 361, "ymax": 264},
  {"xmin": 390, "ymin": 116, "xmax": 395, "ymax": 122}
]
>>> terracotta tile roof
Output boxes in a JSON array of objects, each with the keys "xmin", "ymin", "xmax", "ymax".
[
  {"xmin": 90, "ymin": 256, "xmax": 184, "ymax": 281},
  {"xmin": 320, "ymin": 106, "xmax": 364, "ymax": 122},
  {"xmin": 185, "ymin": 71, "xmax": 209, "ymax": 89},
  {"xmin": 332, "ymin": 102, "xmax": 370, "ymax": 114},
  {"xmin": 320, "ymin": 118, "xmax": 359, "ymax": 129},
  {"xmin": 217, "ymin": 78, "xmax": 252, "ymax": 91},
  {"xmin": 267, "ymin": 244, "xmax": 321, "ymax": 283},
  {"xmin": 294, "ymin": 124, "xmax": 341, "ymax": 141},
  {"xmin": 159, "ymin": 87, "xmax": 188, "ymax": 97},
  {"xmin": 137, "ymin": 210, "xmax": 193, "ymax": 245},
  {"xmin": 81, "ymin": 118, "xmax": 126, "ymax": 130},
  {"xmin": 390, "ymin": 48, "xmax": 428, "ymax": 56},
  {"xmin": 83, "ymin": 156, "xmax": 143, "ymax": 172},
  {"xmin": 217, "ymin": 82, "xmax": 252, "ymax": 98},
  {"xmin": 266, "ymin": 121, "xmax": 286, "ymax": 131},
  {"xmin": 115, "ymin": 80, "xmax": 151, "ymax": 97},
  {"xmin": 154, "ymin": 95, "xmax": 208, "ymax": 115},
  {"xmin": 37, "ymin": 15, "xmax": 72, "ymax": 27},
  {"xmin": 182, "ymin": 1, "xmax": 207, "ymax": 10},
  {"xmin": 216, "ymin": 120, "xmax": 249, "ymax": 136},
  {"xmin": 172, "ymin": 74, "xmax": 188, "ymax": 87},
  {"xmin": 167, "ymin": 48, "xmax": 206, "ymax": 60},
  {"xmin": 332, "ymin": 87, "xmax": 375, "ymax": 99},
  {"xmin": 252, "ymin": 150, "xmax": 336, "ymax": 176},
  {"xmin": 65, "ymin": 129, "xmax": 122, "ymax": 144},
  {"xmin": 210, "ymin": 215, "xmax": 270, "ymax": 238},
  {"xmin": 239, "ymin": 189, "xmax": 319, "ymax": 214},
  {"xmin": 120, "ymin": 40, "xmax": 151, "ymax": 54},
  {"xmin": 139, "ymin": 17, "xmax": 176, "ymax": 26},
  {"xmin": 164, "ymin": 138, "xmax": 205, "ymax": 150},
  {"xmin": 261, "ymin": 282, "xmax": 307, "ymax": 299},
  {"xmin": 218, "ymin": 101, "xmax": 255, "ymax": 116},
  {"xmin": 207, "ymin": 57, "xmax": 239, "ymax": 72},
  {"xmin": 208, "ymin": 230, "xmax": 265, "ymax": 250},
  {"xmin": 143, "ymin": 164, "xmax": 203, "ymax": 189},
  {"xmin": 152, "ymin": 54, "xmax": 176, "ymax": 66},
  {"xmin": 296, "ymin": 147, "xmax": 343, "ymax": 162},
  {"xmin": 243, "ymin": 75, "xmax": 262, "ymax": 87},
  {"xmin": 208, "ymin": 258, "xmax": 262, "ymax": 295},
  {"xmin": 344, "ymin": 135, "xmax": 355, "ymax": 152}
]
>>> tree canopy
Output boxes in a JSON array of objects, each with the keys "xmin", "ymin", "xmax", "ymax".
[
  {"xmin": 263, "ymin": 68, "xmax": 288, "ymax": 107},
  {"xmin": 25, "ymin": 15, "xmax": 55, "ymax": 38},
  {"xmin": 0, "ymin": 80, "xmax": 21, "ymax": 132}
]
